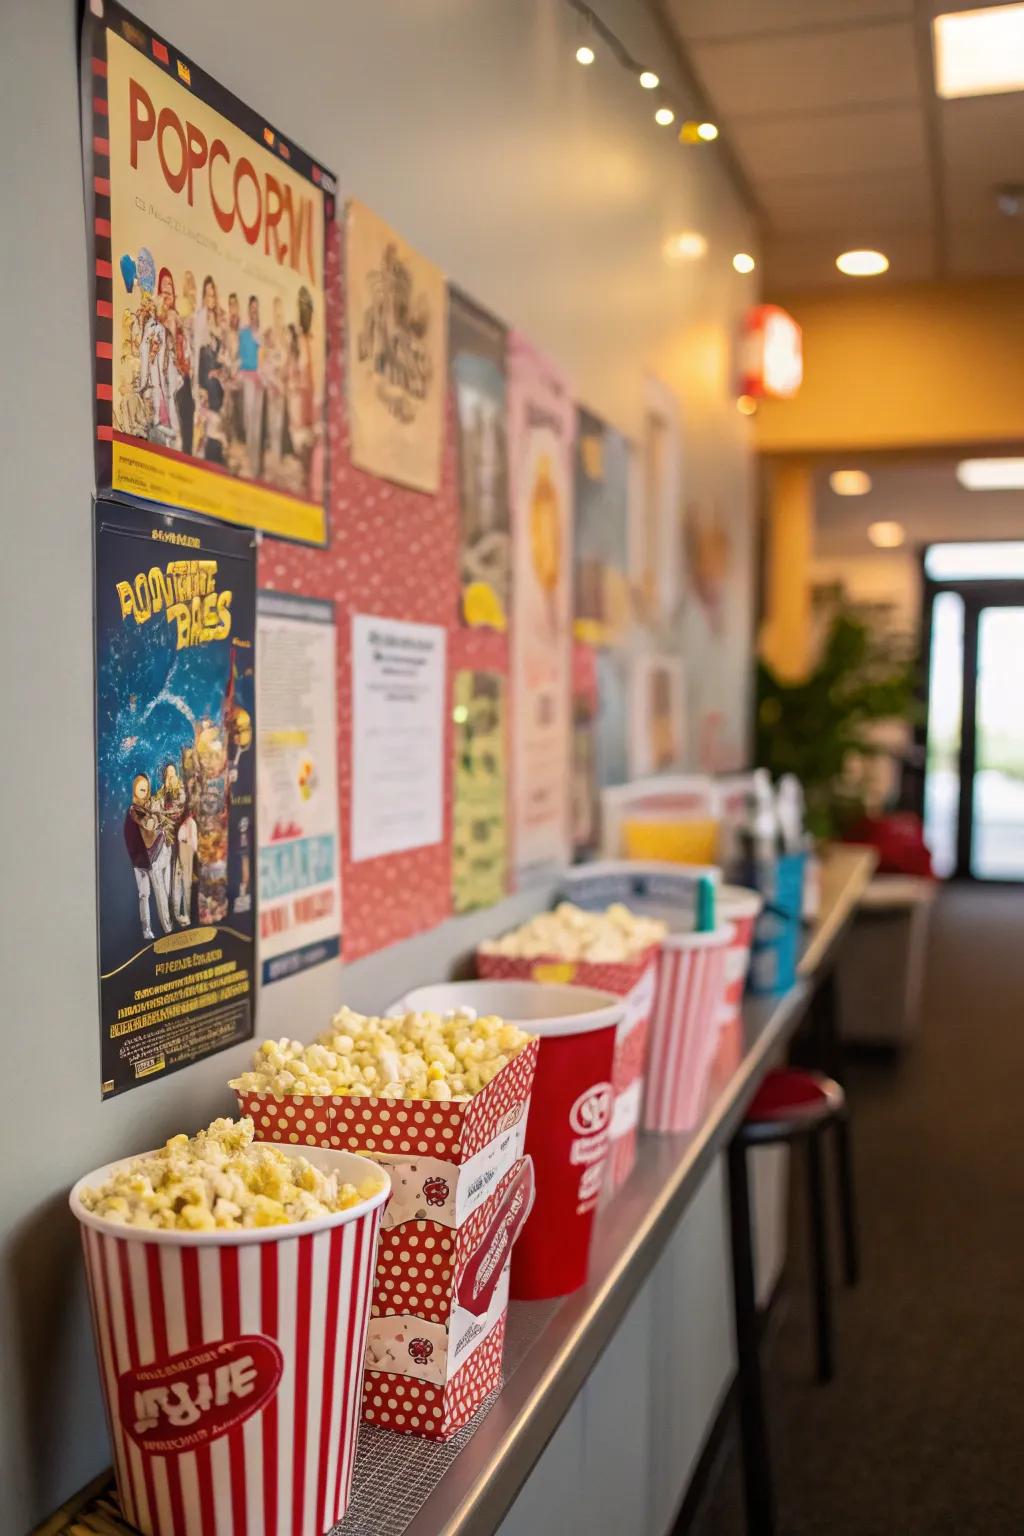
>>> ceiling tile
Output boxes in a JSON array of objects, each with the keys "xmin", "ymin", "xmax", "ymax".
[
  {"xmin": 729, "ymin": 105, "xmax": 927, "ymax": 180},
  {"xmin": 689, "ymin": 22, "xmax": 920, "ymax": 118},
  {"xmin": 667, "ymin": 0, "xmax": 914, "ymax": 45},
  {"xmin": 757, "ymin": 169, "xmax": 932, "ymax": 232},
  {"xmin": 947, "ymin": 222, "xmax": 1024, "ymax": 277}
]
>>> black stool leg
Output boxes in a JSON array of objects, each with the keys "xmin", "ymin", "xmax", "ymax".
[
  {"xmin": 727, "ymin": 1137, "xmax": 776, "ymax": 1536},
  {"xmin": 834, "ymin": 1111, "xmax": 860, "ymax": 1287},
  {"xmin": 806, "ymin": 1129, "xmax": 834, "ymax": 1383}
]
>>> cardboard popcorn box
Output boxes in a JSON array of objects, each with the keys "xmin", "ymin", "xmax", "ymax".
[
  {"xmin": 235, "ymin": 1036, "xmax": 538, "ymax": 1440},
  {"xmin": 475, "ymin": 950, "xmax": 659, "ymax": 1192}
]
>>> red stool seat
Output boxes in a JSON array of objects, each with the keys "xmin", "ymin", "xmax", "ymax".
[{"xmin": 744, "ymin": 1068, "xmax": 845, "ymax": 1131}]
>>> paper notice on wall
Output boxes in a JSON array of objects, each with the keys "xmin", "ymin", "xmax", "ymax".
[
  {"xmin": 257, "ymin": 592, "xmax": 341, "ymax": 985},
  {"xmin": 507, "ymin": 334, "xmax": 575, "ymax": 882},
  {"xmin": 351, "ymin": 615, "xmax": 447, "ymax": 862}
]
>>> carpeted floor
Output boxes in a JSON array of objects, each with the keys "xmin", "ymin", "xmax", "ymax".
[{"xmin": 691, "ymin": 883, "xmax": 1024, "ymax": 1536}]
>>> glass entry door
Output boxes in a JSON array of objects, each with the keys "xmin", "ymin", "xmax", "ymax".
[{"xmin": 923, "ymin": 557, "xmax": 1024, "ymax": 881}]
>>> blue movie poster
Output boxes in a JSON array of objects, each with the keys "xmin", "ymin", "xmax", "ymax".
[{"xmin": 95, "ymin": 501, "xmax": 256, "ymax": 1098}]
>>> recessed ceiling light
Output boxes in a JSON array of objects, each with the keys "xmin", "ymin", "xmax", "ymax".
[
  {"xmin": 934, "ymin": 5, "xmax": 1024, "ymax": 99},
  {"xmin": 868, "ymin": 521, "xmax": 905, "ymax": 549},
  {"xmin": 663, "ymin": 230, "xmax": 707, "ymax": 263},
  {"xmin": 696, "ymin": 121, "xmax": 719, "ymax": 141},
  {"xmin": 732, "ymin": 252, "xmax": 756, "ymax": 274},
  {"xmin": 655, "ymin": 107, "xmax": 675, "ymax": 126},
  {"xmin": 639, "ymin": 70, "xmax": 660, "ymax": 89},
  {"xmin": 575, "ymin": 44, "xmax": 595, "ymax": 66},
  {"xmin": 736, "ymin": 394, "xmax": 758, "ymax": 416},
  {"xmin": 830, "ymin": 470, "xmax": 873, "ymax": 497},
  {"xmin": 836, "ymin": 249, "xmax": 889, "ymax": 277},
  {"xmin": 957, "ymin": 457, "xmax": 1024, "ymax": 490}
]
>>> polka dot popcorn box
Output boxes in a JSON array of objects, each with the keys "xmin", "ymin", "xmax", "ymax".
[
  {"xmin": 475, "ymin": 949, "xmax": 659, "ymax": 1194},
  {"xmin": 235, "ymin": 1036, "xmax": 538, "ymax": 1440}
]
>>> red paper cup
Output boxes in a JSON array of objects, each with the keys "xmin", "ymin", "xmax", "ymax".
[
  {"xmin": 70, "ymin": 1146, "xmax": 389, "ymax": 1536},
  {"xmin": 718, "ymin": 886, "xmax": 764, "ymax": 1031},
  {"xmin": 644, "ymin": 927, "xmax": 732, "ymax": 1134},
  {"xmin": 396, "ymin": 979, "xmax": 621, "ymax": 1299}
]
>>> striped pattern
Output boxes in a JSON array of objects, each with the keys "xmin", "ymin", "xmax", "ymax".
[
  {"xmin": 719, "ymin": 912, "xmax": 757, "ymax": 1030},
  {"xmin": 643, "ymin": 936, "xmax": 729, "ymax": 1134},
  {"xmin": 89, "ymin": 38, "xmax": 113, "ymax": 448},
  {"xmin": 79, "ymin": 1209, "xmax": 380, "ymax": 1536}
]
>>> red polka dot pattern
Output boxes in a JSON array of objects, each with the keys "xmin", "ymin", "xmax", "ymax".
[{"xmin": 362, "ymin": 1313, "xmax": 506, "ymax": 1441}]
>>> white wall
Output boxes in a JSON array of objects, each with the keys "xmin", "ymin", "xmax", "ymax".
[{"xmin": 0, "ymin": 2, "xmax": 756, "ymax": 1526}]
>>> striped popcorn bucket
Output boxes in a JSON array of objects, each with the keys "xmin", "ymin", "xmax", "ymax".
[
  {"xmin": 643, "ymin": 926, "xmax": 732, "ymax": 1134},
  {"xmin": 718, "ymin": 886, "xmax": 764, "ymax": 1031},
  {"xmin": 70, "ymin": 1146, "xmax": 390, "ymax": 1536}
]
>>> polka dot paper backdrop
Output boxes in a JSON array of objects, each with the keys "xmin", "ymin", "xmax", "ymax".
[{"xmin": 258, "ymin": 219, "xmax": 517, "ymax": 961}]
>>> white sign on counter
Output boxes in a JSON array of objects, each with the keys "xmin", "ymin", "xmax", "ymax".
[{"xmin": 351, "ymin": 614, "xmax": 447, "ymax": 862}]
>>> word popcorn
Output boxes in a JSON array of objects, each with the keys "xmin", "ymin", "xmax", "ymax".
[
  {"xmin": 80, "ymin": 1116, "xmax": 383, "ymax": 1230},
  {"xmin": 480, "ymin": 901, "xmax": 667, "ymax": 963},
  {"xmin": 230, "ymin": 1006, "xmax": 533, "ymax": 1103}
]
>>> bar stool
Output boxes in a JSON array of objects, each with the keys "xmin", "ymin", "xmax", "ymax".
[{"xmin": 726, "ymin": 1068, "xmax": 859, "ymax": 1536}]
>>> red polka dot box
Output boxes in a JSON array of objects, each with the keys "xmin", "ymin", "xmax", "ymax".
[
  {"xmin": 234, "ymin": 1036, "xmax": 538, "ymax": 1441},
  {"xmin": 475, "ymin": 950, "xmax": 660, "ymax": 1194}
]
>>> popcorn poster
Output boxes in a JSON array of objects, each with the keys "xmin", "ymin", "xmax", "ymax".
[
  {"xmin": 449, "ymin": 289, "xmax": 510, "ymax": 631},
  {"xmin": 507, "ymin": 333, "xmax": 575, "ymax": 882},
  {"xmin": 94, "ymin": 501, "xmax": 257, "ymax": 1099},
  {"xmin": 83, "ymin": 0, "xmax": 335, "ymax": 544}
]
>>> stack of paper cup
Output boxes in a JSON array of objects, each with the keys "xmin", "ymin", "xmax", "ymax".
[
  {"xmin": 70, "ymin": 1146, "xmax": 389, "ymax": 1536},
  {"xmin": 396, "ymin": 979, "xmax": 622, "ymax": 1299},
  {"xmin": 644, "ymin": 926, "xmax": 732, "ymax": 1134},
  {"xmin": 718, "ymin": 886, "xmax": 764, "ymax": 1030}
]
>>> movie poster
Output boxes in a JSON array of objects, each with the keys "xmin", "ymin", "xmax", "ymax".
[
  {"xmin": 95, "ymin": 501, "xmax": 256, "ymax": 1099},
  {"xmin": 508, "ymin": 334, "xmax": 574, "ymax": 881},
  {"xmin": 452, "ymin": 670, "xmax": 507, "ymax": 912},
  {"xmin": 635, "ymin": 376, "xmax": 684, "ymax": 631},
  {"xmin": 571, "ymin": 643, "xmax": 599, "ymax": 857},
  {"xmin": 346, "ymin": 200, "xmax": 447, "ymax": 494},
  {"xmin": 574, "ymin": 409, "xmax": 632, "ymax": 647},
  {"xmin": 84, "ymin": 1, "xmax": 334, "ymax": 545},
  {"xmin": 450, "ymin": 290, "xmax": 510, "ymax": 630},
  {"xmin": 629, "ymin": 652, "xmax": 686, "ymax": 778},
  {"xmin": 257, "ymin": 592, "xmax": 341, "ymax": 985}
]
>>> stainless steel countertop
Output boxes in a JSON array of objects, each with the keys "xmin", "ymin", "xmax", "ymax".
[{"xmin": 340, "ymin": 845, "xmax": 876, "ymax": 1536}]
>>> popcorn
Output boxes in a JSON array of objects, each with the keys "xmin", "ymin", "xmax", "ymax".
[
  {"xmin": 79, "ymin": 1117, "xmax": 385, "ymax": 1232},
  {"xmin": 230, "ymin": 1007, "xmax": 534, "ymax": 1104},
  {"xmin": 479, "ymin": 901, "xmax": 666, "ymax": 963}
]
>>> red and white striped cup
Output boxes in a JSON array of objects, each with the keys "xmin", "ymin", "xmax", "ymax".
[
  {"xmin": 70, "ymin": 1146, "xmax": 390, "ymax": 1536},
  {"xmin": 718, "ymin": 886, "xmax": 764, "ymax": 1031},
  {"xmin": 643, "ymin": 926, "xmax": 732, "ymax": 1134}
]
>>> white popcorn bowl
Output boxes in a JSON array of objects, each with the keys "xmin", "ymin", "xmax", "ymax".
[
  {"xmin": 391, "ymin": 978, "xmax": 624, "ymax": 1037},
  {"xmin": 70, "ymin": 1143, "xmax": 390, "ymax": 1536}
]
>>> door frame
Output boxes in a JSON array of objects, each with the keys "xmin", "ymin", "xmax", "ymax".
[{"xmin": 921, "ymin": 558, "xmax": 1024, "ymax": 881}]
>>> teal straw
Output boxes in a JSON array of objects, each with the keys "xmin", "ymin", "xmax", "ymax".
[{"xmin": 696, "ymin": 875, "xmax": 716, "ymax": 934}]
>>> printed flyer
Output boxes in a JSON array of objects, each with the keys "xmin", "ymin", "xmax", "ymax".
[
  {"xmin": 636, "ymin": 375, "xmax": 684, "ymax": 631},
  {"xmin": 449, "ymin": 290, "xmax": 510, "ymax": 630},
  {"xmin": 257, "ymin": 591, "xmax": 341, "ymax": 985},
  {"xmin": 94, "ymin": 500, "xmax": 256, "ymax": 1098},
  {"xmin": 571, "ymin": 643, "xmax": 599, "ymax": 857},
  {"xmin": 452, "ymin": 670, "xmax": 507, "ymax": 912},
  {"xmin": 507, "ymin": 333, "xmax": 574, "ymax": 881},
  {"xmin": 350, "ymin": 614, "xmax": 447, "ymax": 862},
  {"xmin": 346, "ymin": 199, "xmax": 447, "ymax": 494},
  {"xmin": 84, "ymin": 0, "xmax": 334, "ymax": 544},
  {"xmin": 574, "ymin": 409, "xmax": 632, "ymax": 647}
]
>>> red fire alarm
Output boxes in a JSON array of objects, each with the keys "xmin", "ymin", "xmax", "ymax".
[{"xmin": 739, "ymin": 305, "xmax": 803, "ymax": 399}]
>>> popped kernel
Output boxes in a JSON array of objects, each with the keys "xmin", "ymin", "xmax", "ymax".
[
  {"xmin": 79, "ymin": 1117, "xmax": 385, "ymax": 1232},
  {"xmin": 230, "ymin": 1007, "xmax": 534, "ymax": 1104},
  {"xmin": 479, "ymin": 901, "xmax": 666, "ymax": 963}
]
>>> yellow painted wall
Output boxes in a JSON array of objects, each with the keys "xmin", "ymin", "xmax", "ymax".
[
  {"xmin": 755, "ymin": 278, "xmax": 1024, "ymax": 455},
  {"xmin": 759, "ymin": 460, "xmax": 814, "ymax": 680}
]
